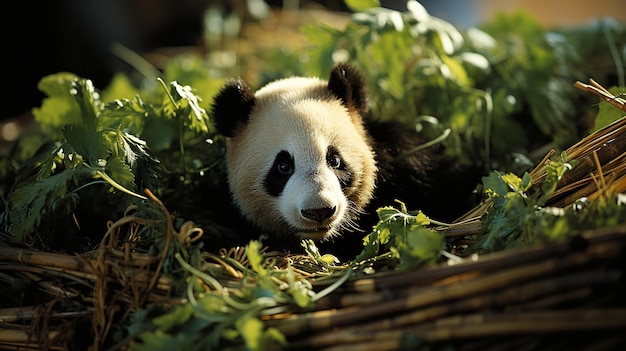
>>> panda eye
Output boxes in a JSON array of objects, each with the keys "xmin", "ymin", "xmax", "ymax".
[
  {"xmin": 265, "ymin": 151, "xmax": 294, "ymax": 197},
  {"xmin": 327, "ymin": 152, "xmax": 342, "ymax": 169},
  {"xmin": 273, "ymin": 151, "xmax": 294, "ymax": 175},
  {"xmin": 277, "ymin": 161, "xmax": 293, "ymax": 175}
]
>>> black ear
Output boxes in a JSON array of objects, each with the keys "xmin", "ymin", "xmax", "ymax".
[
  {"xmin": 328, "ymin": 63, "xmax": 368, "ymax": 115},
  {"xmin": 211, "ymin": 78, "xmax": 256, "ymax": 137}
]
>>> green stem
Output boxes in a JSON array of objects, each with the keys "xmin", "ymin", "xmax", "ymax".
[
  {"xmin": 395, "ymin": 128, "xmax": 451, "ymax": 160},
  {"xmin": 95, "ymin": 170, "xmax": 147, "ymax": 200},
  {"xmin": 110, "ymin": 42, "xmax": 162, "ymax": 87},
  {"xmin": 311, "ymin": 267, "xmax": 352, "ymax": 302},
  {"xmin": 175, "ymin": 252, "xmax": 224, "ymax": 293},
  {"xmin": 603, "ymin": 22, "xmax": 625, "ymax": 87},
  {"xmin": 157, "ymin": 78, "xmax": 187, "ymax": 172}
]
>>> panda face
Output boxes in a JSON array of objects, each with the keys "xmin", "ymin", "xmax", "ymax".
[
  {"xmin": 226, "ymin": 96, "xmax": 374, "ymax": 240},
  {"xmin": 212, "ymin": 64, "xmax": 377, "ymax": 241}
]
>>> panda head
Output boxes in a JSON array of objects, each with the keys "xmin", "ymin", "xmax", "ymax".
[{"xmin": 211, "ymin": 64, "xmax": 377, "ymax": 241}]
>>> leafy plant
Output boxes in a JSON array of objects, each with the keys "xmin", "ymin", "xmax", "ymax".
[
  {"xmin": 125, "ymin": 239, "xmax": 352, "ymax": 351},
  {"xmin": 355, "ymin": 201, "xmax": 445, "ymax": 269},
  {"xmin": 1, "ymin": 57, "xmax": 226, "ymax": 250},
  {"xmin": 278, "ymin": 0, "xmax": 586, "ymax": 171},
  {"xmin": 474, "ymin": 152, "xmax": 581, "ymax": 251}
]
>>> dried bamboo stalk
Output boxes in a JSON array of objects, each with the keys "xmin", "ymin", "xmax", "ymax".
[
  {"xmin": 0, "ymin": 329, "xmax": 61, "ymax": 350},
  {"xmin": 0, "ymin": 306, "xmax": 91, "ymax": 323},
  {"xmin": 292, "ymin": 309, "xmax": 626, "ymax": 351},
  {"xmin": 0, "ymin": 246, "xmax": 172, "ymax": 291},
  {"xmin": 301, "ymin": 268, "xmax": 618, "ymax": 347},
  {"xmin": 269, "ymin": 229, "xmax": 624, "ymax": 337}
]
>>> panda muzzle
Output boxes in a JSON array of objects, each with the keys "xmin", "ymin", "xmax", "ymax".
[{"xmin": 300, "ymin": 206, "xmax": 336, "ymax": 224}]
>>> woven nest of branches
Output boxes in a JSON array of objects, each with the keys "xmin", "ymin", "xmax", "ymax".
[{"xmin": 1, "ymin": 80, "xmax": 625, "ymax": 351}]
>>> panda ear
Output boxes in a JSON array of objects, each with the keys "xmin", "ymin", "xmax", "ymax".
[
  {"xmin": 328, "ymin": 63, "xmax": 368, "ymax": 115},
  {"xmin": 211, "ymin": 78, "xmax": 256, "ymax": 137}
]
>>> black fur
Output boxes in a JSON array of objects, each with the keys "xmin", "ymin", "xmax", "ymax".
[
  {"xmin": 326, "ymin": 146, "xmax": 353, "ymax": 190},
  {"xmin": 328, "ymin": 63, "xmax": 368, "ymax": 114},
  {"xmin": 212, "ymin": 78, "xmax": 256, "ymax": 137},
  {"xmin": 316, "ymin": 119, "xmax": 482, "ymax": 259},
  {"xmin": 264, "ymin": 151, "xmax": 295, "ymax": 197},
  {"xmin": 364, "ymin": 120, "xmax": 480, "ymax": 222}
]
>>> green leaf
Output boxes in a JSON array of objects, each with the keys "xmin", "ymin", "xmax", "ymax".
[
  {"xmin": 163, "ymin": 57, "xmax": 226, "ymax": 111},
  {"xmin": 399, "ymin": 227, "xmax": 444, "ymax": 266},
  {"xmin": 539, "ymin": 151, "xmax": 574, "ymax": 205},
  {"xmin": 299, "ymin": 24, "xmax": 341, "ymax": 78},
  {"xmin": 162, "ymin": 80, "xmax": 211, "ymax": 134},
  {"xmin": 235, "ymin": 315, "xmax": 264, "ymax": 351},
  {"xmin": 71, "ymin": 78, "xmax": 102, "ymax": 130},
  {"xmin": 194, "ymin": 294, "xmax": 230, "ymax": 318},
  {"xmin": 286, "ymin": 269, "xmax": 314, "ymax": 308},
  {"xmin": 104, "ymin": 156, "xmax": 136, "ymax": 193},
  {"xmin": 5, "ymin": 168, "xmax": 93, "ymax": 241},
  {"xmin": 99, "ymin": 96, "xmax": 148, "ymax": 134},
  {"xmin": 593, "ymin": 86, "xmax": 626, "ymax": 131},
  {"xmin": 482, "ymin": 171, "xmax": 510, "ymax": 197},
  {"xmin": 355, "ymin": 204, "xmax": 436, "ymax": 266},
  {"xmin": 62, "ymin": 125, "xmax": 108, "ymax": 166},
  {"xmin": 152, "ymin": 303, "xmax": 193, "ymax": 330},
  {"xmin": 246, "ymin": 240, "xmax": 268, "ymax": 276},
  {"xmin": 406, "ymin": 0, "xmax": 430, "ymax": 22},
  {"xmin": 100, "ymin": 72, "xmax": 140, "ymax": 102},
  {"xmin": 32, "ymin": 73, "xmax": 85, "ymax": 134},
  {"xmin": 136, "ymin": 329, "xmax": 194, "ymax": 351},
  {"xmin": 501, "ymin": 172, "xmax": 528, "ymax": 193},
  {"xmin": 441, "ymin": 55, "xmax": 470, "ymax": 85},
  {"xmin": 344, "ymin": 0, "xmax": 380, "ymax": 12}
]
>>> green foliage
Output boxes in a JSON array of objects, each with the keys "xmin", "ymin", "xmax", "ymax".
[
  {"xmin": 126, "ymin": 240, "xmax": 339, "ymax": 350},
  {"xmin": 33, "ymin": 73, "xmax": 102, "ymax": 136},
  {"xmin": 291, "ymin": 1, "xmax": 585, "ymax": 170},
  {"xmin": 344, "ymin": 0, "xmax": 380, "ymax": 12},
  {"xmin": 355, "ymin": 201, "xmax": 444, "ymax": 268},
  {"xmin": 474, "ymin": 152, "xmax": 582, "ymax": 251},
  {"xmin": 479, "ymin": 11, "xmax": 582, "ymax": 148},
  {"xmin": 1, "ymin": 55, "xmax": 225, "ymax": 250}
]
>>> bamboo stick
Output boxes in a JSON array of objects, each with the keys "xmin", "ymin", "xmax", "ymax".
[
  {"xmin": 0, "ymin": 306, "xmax": 91, "ymax": 323},
  {"xmin": 0, "ymin": 329, "xmax": 60, "ymax": 348},
  {"xmin": 0, "ymin": 247, "xmax": 172, "ymax": 291},
  {"xmin": 292, "ymin": 309, "xmax": 626, "ymax": 350},
  {"xmin": 270, "ymin": 235, "xmax": 623, "ymax": 336}
]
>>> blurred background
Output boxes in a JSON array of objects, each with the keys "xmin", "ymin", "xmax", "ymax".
[{"xmin": 3, "ymin": 0, "xmax": 626, "ymax": 123}]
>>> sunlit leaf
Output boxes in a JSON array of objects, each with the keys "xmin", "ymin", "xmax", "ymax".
[
  {"xmin": 400, "ymin": 227, "xmax": 444, "ymax": 266},
  {"xmin": 344, "ymin": 0, "xmax": 380, "ymax": 12},
  {"xmin": 235, "ymin": 315, "xmax": 264, "ymax": 351},
  {"xmin": 32, "ymin": 73, "xmax": 88, "ymax": 135},
  {"xmin": 152, "ymin": 303, "xmax": 193, "ymax": 330},
  {"xmin": 105, "ymin": 156, "xmax": 136, "ymax": 192},
  {"xmin": 406, "ymin": 0, "xmax": 430, "ymax": 21},
  {"xmin": 63, "ymin": 125, "xmax": 108, "ymax": 166},
  {"xmin": 593, "ymin": 86, "xmax": 626, "ymax": 131},
  {"xmin": 247, "ymin": 240, "xmax": 268, "ymax": 276}
]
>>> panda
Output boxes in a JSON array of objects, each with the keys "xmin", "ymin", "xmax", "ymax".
[{"xmin": 210, "ymin": 63, "xmax": 478, "ymax": 259}]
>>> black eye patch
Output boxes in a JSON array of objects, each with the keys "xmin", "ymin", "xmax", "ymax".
[
  {"xmin": 264, "ymin": 150, "xmax": 294, "ymax": 197},
  {"xmin": 327, "ymin": 146, "xmax": 353, "ymax": 189}
]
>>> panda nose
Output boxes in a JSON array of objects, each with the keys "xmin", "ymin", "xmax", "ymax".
[{"xmin": 301, "ymin": 207, "xmax": 336, "ymax": 223}]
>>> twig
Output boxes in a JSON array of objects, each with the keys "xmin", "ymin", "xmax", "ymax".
[{"xmin": 574, "ymin": 79, "xmax": 626, "ymax": 112}]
